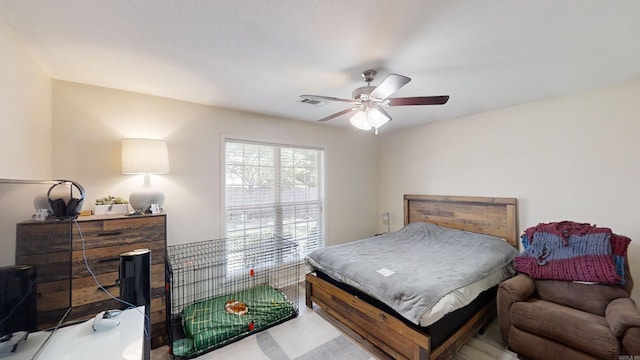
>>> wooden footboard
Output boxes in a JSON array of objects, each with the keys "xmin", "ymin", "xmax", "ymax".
[{"xmin": 306, "ymin": 272, "xmax": 497, "ymax": 360}]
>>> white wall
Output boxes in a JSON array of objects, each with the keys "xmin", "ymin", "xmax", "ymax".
[
  {"xmin": 378, "ymin": 79, "xmax": 640, "ymax": 302},
  {"xmin": 51, "ymin": 80, "xmax": 379, "ymax": 248},
  {"xmin": 0, "ymin": 15, "xmax": 51, "ymax": 179},
  {"xmin": 0, "ymin": 15, "xmax": 51, "ymax": 266}
]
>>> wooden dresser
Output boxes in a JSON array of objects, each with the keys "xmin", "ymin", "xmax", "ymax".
[{"xmin": 15, "ymin": 213, "xmax": 167, "ymax": 348}]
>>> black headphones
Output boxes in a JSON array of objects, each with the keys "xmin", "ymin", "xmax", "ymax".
[{"xmin": 47, "ymin": 180, "xmax": 86, "ymax": 219}]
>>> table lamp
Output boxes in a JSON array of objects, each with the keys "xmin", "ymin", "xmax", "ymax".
[{"xmin": 121, "ymin": 138, "xmax": 170, "ymax": 213}]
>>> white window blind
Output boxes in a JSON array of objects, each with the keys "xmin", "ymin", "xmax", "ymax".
[{"xmin": 224, "ymin": 139, "xmax": 325, "ymax": 258}]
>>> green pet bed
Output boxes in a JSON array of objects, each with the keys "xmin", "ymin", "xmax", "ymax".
[{"xmin": 174, "ymin": 284, "xmax": 297, "ymax": 357}]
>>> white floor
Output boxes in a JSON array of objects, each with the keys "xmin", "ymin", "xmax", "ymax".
[
  {"xmin": 151, "ymin": 299, "xmax": 375, "ymax": 359},
  {"xmin": 152, "ymin": 284, "xmax": 517, "ymax": 360}
]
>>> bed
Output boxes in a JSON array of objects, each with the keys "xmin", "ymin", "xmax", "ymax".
[{"xmin": 305, "ymin": 194, "xmax": 518, "ymax": 360}]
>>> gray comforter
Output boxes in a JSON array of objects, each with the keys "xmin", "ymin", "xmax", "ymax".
[{"xmin": 305, "ymin": 222, "xmax": 518, "ymax": 325}]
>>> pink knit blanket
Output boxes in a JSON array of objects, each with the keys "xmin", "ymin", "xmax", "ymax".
[{"xmin": 515, "ymin": 221, "xmax": 630, "ymax": 285}]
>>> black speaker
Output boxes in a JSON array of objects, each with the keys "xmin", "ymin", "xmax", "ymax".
[
  {"xmin": 0, "ymin": 265, "xmax": 37, "ymax": 337},
  {"xmin": 47, "ymin": 180, "xmax": 85, "ymax": 219},
  {"xmin": 119, "ymin": 249, "xmax": 151, "ymax": 360}
]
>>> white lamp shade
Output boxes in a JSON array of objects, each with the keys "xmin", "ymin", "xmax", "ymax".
[
  {"xmin": 367, "ymin": 108, "xmax": 391, "ymax": 129},
  {"xmin": 121, "ymin": 138, "xmax": 170, "ymax": 174},
  {"xmin": 349, "ymin": 111, "xmax": 372, "ymax": 130},
  {"xmin": 348, "ymin": 108, "xmax": 391, "ymax": 131}
]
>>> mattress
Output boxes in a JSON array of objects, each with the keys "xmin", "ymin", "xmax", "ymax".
[
  {"xmin": 306, "ymin": 222, "xmax": 517, "ymax": 325},
  {"xmin": 177, "ymin": 284, "xmax": 297, "ymax": 356},
  {"xmin": 418, "ymin": 265, "xmax": 513, "ymax": 326}
]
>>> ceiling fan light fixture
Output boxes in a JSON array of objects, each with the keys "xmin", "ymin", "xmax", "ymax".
[
  {"xmin": 349, "ymin": 111, "xmax": 372, "ymax": 130},
  {"xmin": 349, "ymin": 108, "xmax": 391, "ymax": 132},
  {"xmin": 304, "ymin": 70, "xmax": 450, "ymax": 130},
  {"xmin": 367, "ymin": 108, "xmax": 390, "ymax": 129}
]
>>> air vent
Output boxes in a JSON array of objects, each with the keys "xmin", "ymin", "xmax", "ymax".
[{"xmin": 299, "ymin": 98, "xmax": 327, "ymax": 106}]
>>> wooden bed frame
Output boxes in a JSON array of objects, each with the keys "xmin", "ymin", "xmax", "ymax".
[{"xmin": 305, "ymin": 194, "xmax": 518, "ymax": 360}]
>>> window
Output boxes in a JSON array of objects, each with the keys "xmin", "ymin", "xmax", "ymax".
[{"xmin": 224, "ymin": 139, "xmax": 325, "ymax": 263}]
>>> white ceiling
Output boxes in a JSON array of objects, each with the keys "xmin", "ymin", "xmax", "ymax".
[{"xmin": 1, "ymin": 1, "xmax": 640, "ymax": 133}]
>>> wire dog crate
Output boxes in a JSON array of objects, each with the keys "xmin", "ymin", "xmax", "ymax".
[{"xmin": 166, "ymin": 235, "xmax": 300, "ymax": 359}]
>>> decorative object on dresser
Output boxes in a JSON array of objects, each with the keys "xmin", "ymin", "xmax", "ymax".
[
  {"xmin": 94, "ymin": 195, "xmax": 129, "ymax": 215},
  {"xmin": 121, "ymin": 138, "xmax": 170, "ymax": 213},
  {"xmin": 305, "ymin": 194, "xmax": 518, "ymax": 360},
  {"xmin": 15, "ymin": 213, "xmax": 168, "ymax": 349},
  {"xmin": 46, "ymin": 180, "xmax": 86, "ymax": 220},
  {"xmin": 498, "ymin": 221, "xmax": 640, "ymax": 360}
]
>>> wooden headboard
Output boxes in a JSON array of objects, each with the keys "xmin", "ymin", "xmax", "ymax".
[{"xmin": 404, "ymin": 194, "xmax": 518, "ymax": 248}]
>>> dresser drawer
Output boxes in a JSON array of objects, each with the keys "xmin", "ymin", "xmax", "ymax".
[
  {"xmin": 15, "ymin": 221, "xmax": 73, "ymax": 329},
  {"xmin": 71, "ymin": 240, "xmax": 165, "ymax": 278},
  {"xmin": 71, "ymin": 216, "xmax": 165, "ymax": 251},
  {"xmin": 70, "ymin": 216, "xmax": 165, "ymax": 278},
  {"xmin": 16, "ymin": 221, "xmax": 71, "ymax": 255},
  {"xmin": 71, "ymin": 263, "xmax": 165, "ymax": 306}
]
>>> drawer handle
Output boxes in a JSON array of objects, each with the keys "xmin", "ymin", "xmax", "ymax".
[
  {"xmin": 100, "ymin": 280, "xmax": 120, "ymax": 291},
  {"xmin": 97, "ymin": 257, "xmax": 120, "ymax": 263},
  {"xmin": 98, "ymin": 231, "xmax": 122, "ymax": 236}
]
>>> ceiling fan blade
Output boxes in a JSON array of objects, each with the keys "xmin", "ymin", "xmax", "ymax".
[
  {"xmin": 369, "ymin": 73, "xmax": 411, "ymax": 99},
  {"xmin": 317, "ymin": 108, "xmax": 356, "ymax": 122},
  {"xmin": 388, "ymin": 95, "xmax": 449, "ymax": 106},
  {"xmin": 300, "ymin": 95, "xmax": 353, "ymax": 103}
]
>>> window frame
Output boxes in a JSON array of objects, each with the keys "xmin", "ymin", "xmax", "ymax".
[{"xmin": 221, "ymin": 136, "xmax": 326, "ymax": 262}]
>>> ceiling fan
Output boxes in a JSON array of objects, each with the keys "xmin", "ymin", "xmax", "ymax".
[{"xmin": 300, "ymin": 70, "xmax": 449, "ymax": 134}]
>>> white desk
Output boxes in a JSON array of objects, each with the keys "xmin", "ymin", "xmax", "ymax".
[{"xmin": 5, "ymin": 307, "xmax": 145, "ymax": 360}]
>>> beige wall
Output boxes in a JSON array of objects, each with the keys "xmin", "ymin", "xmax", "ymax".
[
  {"xmin": 0, "ymin": 15, "xmax": 51, "ymax": 266},
  {"xmin": 0, "ymin": 15, "xmax": 51, "ymax": 179},
  {"xmin": 51, "ymin": 80, "xmax": 379, "ymax": 248},
  {"xmin": 378, "ymin": 79, "xmax": 640, "ymax": 302}
]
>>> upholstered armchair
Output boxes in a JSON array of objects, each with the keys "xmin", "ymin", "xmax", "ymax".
[{"xmin": 498, "ymin": 269, "xmax": 640, "ymax": 360}]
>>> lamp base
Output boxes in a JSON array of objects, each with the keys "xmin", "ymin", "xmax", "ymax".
[{"xmin": 129, "ymin": 174, "xmax": 164, "ymax": 213}]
